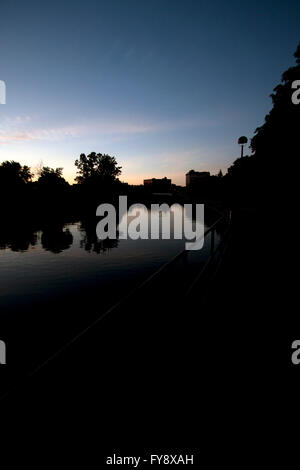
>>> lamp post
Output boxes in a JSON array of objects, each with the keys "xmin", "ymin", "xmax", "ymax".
[{"xmin": 238, "ymin": 136, "xmax": 248, "ymax": 158}]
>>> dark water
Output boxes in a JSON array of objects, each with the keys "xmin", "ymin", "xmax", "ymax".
[
  {"xmin": 0, "ymin": 206, "xmax": 220, "ymax": 388},
  {"xmin": 0, "ymin": 221, "xmax": 185, "ymax": 312}
]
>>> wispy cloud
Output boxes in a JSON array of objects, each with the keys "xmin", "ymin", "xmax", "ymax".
[
  {"xmin": 0, "ymin": 115, "xmax": 218, "ymax": 145},
  {"xmin": 0, "ymin": 125, "xmax": 77, "ymax": 144},
  {"xmin": 0, "ymin": 133, "xmax": 34, "ymax": 144},
  {"xmin": 3, "ymin": 115, "xmax": 32, "ymax": 124}
]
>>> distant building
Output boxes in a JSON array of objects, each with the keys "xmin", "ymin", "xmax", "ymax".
[
  {"xmin": 186, "ymin": 170, "xmax": 210, "ymax": 187},
  {"xmin": 144, "ymin": 177, "xmax": 172, "ymax": 192}
]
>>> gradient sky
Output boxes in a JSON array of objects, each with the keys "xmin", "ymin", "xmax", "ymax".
[{"xmin": 0, "ymin": 0, "xmax": 299, "ymax": 185}]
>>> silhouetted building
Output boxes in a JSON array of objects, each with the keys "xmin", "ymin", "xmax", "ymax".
[
  {"xmin": 186, "ymin": 170, "xmax": 210, "ymax": 187},
  {"xmin": 144, "ymin": 177, "xmax": 172, "ymax": 192}
]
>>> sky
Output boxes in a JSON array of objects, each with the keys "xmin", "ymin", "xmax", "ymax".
[{"xmin": 0, "ymin": 0, "xmax": 299, "ymax": 185}]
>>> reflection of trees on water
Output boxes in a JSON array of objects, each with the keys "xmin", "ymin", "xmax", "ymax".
[
  {"xmin": 0, "ymin": 218, "xmax": 119, "ymax": 254},
  {"xmin": 41, "ymin": 225, "xmax": 73, "ymax": 253},
  {"xmin": 79, "ymin": 219, "xmax": 119, "ymax": 254},
  {"xmin": 0, "ymin": 222, "xmax": 73, "ymax": 254},
  {"xmin": 0, "ymin": 224, "xmax": 38, "ymax": 252}
]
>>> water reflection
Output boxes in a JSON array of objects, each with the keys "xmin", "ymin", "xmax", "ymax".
[
  {"xmin": 41, "ymin": 225, "xmax": 73, "ymax": 253},
  {"xmin": 79, "ymin": 219, "xmax": 119, "ymax": 253},
  {"xmin": 0, "ymin": 205, "xmax": 218, "ymax": 254},
  {"xmin": 0, "ymin": 223, "xmax": 38, "ymax": 252},
  {"xmin": 0, "ymin": 218, "xmax": 120, "ymax": 254},
  {"xmin": 0, "ymin": 205, "xmax": 224, "ymax": 399}
]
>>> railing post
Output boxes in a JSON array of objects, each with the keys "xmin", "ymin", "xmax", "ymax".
[{"xmin": 211, "ymin": 229, "xmax": 215, "ymax": 256}]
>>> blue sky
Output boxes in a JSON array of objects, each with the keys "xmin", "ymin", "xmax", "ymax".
[{"xmin": 0, "ymin": 0, "xmax": 299, "ymax": 185}]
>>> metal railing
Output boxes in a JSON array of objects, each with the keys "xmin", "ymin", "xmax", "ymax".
[
  {"xmin": 107, "ymin": 209, "xmax": 231, "ymax": 302},
  {"xmin": 185, "ymin": 211, "xmax": 231, "ymax": 296}
]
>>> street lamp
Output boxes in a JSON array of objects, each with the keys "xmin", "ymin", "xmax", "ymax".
[{"xmin": 238, "ymin": 136, "xmax": 248, "ymax": 158}]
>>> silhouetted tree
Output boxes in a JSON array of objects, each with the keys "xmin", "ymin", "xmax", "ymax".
[
  {"xmin": 251, "ymin": 43, "xmax": 300, "ymax": 170},
  {"xmin": 33, "ymin": 167, "xmax": 72, "ymax": 218},
  {"xmin": 224, "ymin": 155, "xmax": 257, "ymax": 204},
  {"xmin": 75, "ymin": 152, "xmax": 122, "ymax": 186},
  {"xmin": 37, "ymin": 167, "xmax": 68, "ymax": 187},
  {"xmin": 0, "ymin": 161, "xmax": 33, "ymax": 186},
  {"xmin": 227, "ymin": 156, "xmax": 255, "ymax": 179}
]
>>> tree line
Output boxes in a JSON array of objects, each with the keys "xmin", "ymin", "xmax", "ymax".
[
  {"xmin": 0, "ymin": 152, "xmax": 122, "ymax": 188},
  {"xmin": 0, "ymin": 153, "xmax": 125, "ymax": 218}
]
